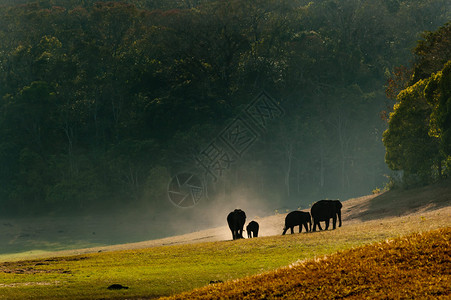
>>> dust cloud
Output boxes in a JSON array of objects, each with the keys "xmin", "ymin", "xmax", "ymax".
[{"xmin": 160, "ymin": 186, "xmax": 280, "ymax": 237}]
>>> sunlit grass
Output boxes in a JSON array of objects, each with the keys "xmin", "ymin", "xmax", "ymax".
[
  {"xmin": 0, "ymin": 205, "xmax": 449, "ymax": 299},
  {"xmin": 163, "ymin": 227, "xmax": 450, "ymax": 299}
]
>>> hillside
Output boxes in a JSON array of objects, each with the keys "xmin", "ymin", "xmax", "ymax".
[
  {"xmin": 0, "ymin": 181, "xmax": 449, "ymax": 299},
  {"xmin": 158, "ymin": 180, "xmax": 451, "ymax": 299},
  {"xmin": 162, "ymin": 227, "xmax": 451, "ymax": 299},
  {"xmin": 60, "ymin": 178, "xmax": 451, "ymax": 246},
  {"xmin": 1, "ymin": 179, "xmax": 450, "ymax": 262}
]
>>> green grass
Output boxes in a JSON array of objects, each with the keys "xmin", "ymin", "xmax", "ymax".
[
  {"xmin": 1, "ymin": 205, "xmax": 450, "ymax": 299},
  {"xmin": 0, "ymin": 233, "xmax": 361, "ymax": 299},
  {"xmin": 163, "ymin": 227, "xmax": 451, "ymax": 299}
]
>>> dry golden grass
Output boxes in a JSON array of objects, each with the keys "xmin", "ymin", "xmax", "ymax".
[{"xmin": 162, "ymin": 227, "xmax": 451, "ymax": 299}]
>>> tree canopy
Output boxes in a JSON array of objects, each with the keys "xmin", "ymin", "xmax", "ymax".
[
  {"xmin": 383, "ymin": 22, "xmax": 451, "ymax": 186},
  {"xmin": 0, "ymin": 0, "xmax": 449, "ymax": 215}
]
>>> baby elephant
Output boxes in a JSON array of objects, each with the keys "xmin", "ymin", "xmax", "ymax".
[
  {"xmin": 246, "ymin": 220, "xmax": 259, "ymax": 238},
  {"xmin": 282, "ymin": 210, "xmax": 311, "ymax": 235}
]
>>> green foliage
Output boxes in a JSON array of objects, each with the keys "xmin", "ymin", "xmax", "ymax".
[
  {"xmin": 0, "ymin": 0, "xmax": 449, "ymax": 214},
  {"xmin": 383, "ymin": 23, "xmax": 451, "ymax": 186},
  {"xmin": 425, "ymin": 61, "xmax": 451, "ymax": 157},
  {"xmin": 412, "ymin": 22, "xmax": 451, "ymax": 83},
  {"xmin": 383, "ymin": 79, "xmax": 440, "ymax": 183}
]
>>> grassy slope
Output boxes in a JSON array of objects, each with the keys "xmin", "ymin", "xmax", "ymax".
[
  {"xmin": 0, "ymin": 181, "xmax": 450, "ymax": 299},
  {"xmin": 162, "ymin": 228, "xmax": 451, "ymax": 299}
]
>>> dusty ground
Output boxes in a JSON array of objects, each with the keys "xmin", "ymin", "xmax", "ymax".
[{"xmin": 1, "ymin": 179, "xmax": 450, "ymax": 262}]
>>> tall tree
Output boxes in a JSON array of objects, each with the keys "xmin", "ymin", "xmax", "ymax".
[
  {"xmin": 383, "ymin": 79, "xmax": 440, "ymax": 184},
  {"xmin": 425, "ymin": 61, "xmax": 451, "ymax": 168}
]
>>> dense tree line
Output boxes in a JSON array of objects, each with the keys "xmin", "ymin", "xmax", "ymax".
[
  {"xmin": 0, "ymin": 0, "xmax": 449, "ymax": 215},
  {"xmin": 383, "ymin": 22, "xmax": 451, "ymax": 186}
]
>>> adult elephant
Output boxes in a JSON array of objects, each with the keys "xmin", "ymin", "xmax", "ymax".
[
  {"xmin": 227, "ymin": 209, "xmax": 246, "ymax": 240},
  {"xmin": 246, "ymin": 220, "xmax": 259, "ymax": 238},
  {"xmin": 282, "ymin": 211, "xmax": 311, "ymax": 235},
  {"xmin": 311, "ymin": 200, "xmax": 342, "ymax": 231}
]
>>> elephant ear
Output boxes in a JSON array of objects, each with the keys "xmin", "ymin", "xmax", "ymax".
[{"xmin": 336, "ymin": 200, "xmax": 343, "ymax": 209}]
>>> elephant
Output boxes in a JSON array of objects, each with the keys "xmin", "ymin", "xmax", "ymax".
[
  {"xmin": 310, "ymin": 200, "xmax": 342, "ymax": 231},
  {"xmin": 282, "ymin": 210, "xmax": 311, "ymax": 235},
  {"xmin": 246, "ymin": 220, "xmax": 259, "ymax": 238},
  {"xmin": 227, "ymin": 209, "xmax": 246, "ymax": 240}
]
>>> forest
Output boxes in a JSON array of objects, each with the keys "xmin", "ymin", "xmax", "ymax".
[{"xmin": 0, "ymin": 0, "xmax": 449, "ymax": 217}]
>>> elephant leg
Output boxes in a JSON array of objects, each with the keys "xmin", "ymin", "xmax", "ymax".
[
  {"xmin": 312, "ymin": 222, "xmax": 317, "ymax": 232},
  {"xmin": 255, "ymin": 230, "xmax": 258, "ymax": 237},
  {"xmin": 317, "ymin": 222, "xmax": 323, "ymax": 231},
  {"xmin": 299, "ymin": 225, "xmax": 302, "ymax": 233},
  {"xmin": 290, "ymin": 227, "xmax": 294, "ymax": 234},
  {"xmin": 325, "ymin": 219, "xmax": 330, "ymax": 230},
  {"xmin": 303, "ymin": 223, "xmax": 309, "ymax": 232},
  {"xmin": 332, "ymin": 215, "xmax": 337, "ymax": 229},
  {"xmin": 282, "ymin": 227, "xmax": 288, "ymax": 235}
]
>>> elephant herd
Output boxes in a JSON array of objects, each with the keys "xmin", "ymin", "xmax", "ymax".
[
  {"xmin": 227, "ymin": 200, "xmax": 342, "ymax": 240},
  {"xmin": 226, "ymin": 209, "xmax": 260, "ymax": 240}
]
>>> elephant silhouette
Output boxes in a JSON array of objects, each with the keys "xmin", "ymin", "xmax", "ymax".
[
  {"xmin": 227, "ymin": 209, "xmax": 246, "ymax": 240},
  {"xmin": 311, "ymin": 200, "xmax": 342, "ymax": 231},
  {"xmin": 282, "ymin": 210, "xmax": 311, "ymax": 235},
  {"xmin": 246, "ymin": 220, "xmax": 259, "ymax": 238}
]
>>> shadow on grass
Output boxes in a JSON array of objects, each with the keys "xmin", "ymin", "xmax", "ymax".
[
  {"xmin": 0, "ymin": 212, "xmax": 172, "ymax": 256},
  {"xmin": 351, "ymin": 179, "xmax": 451, "ymax": 221}
]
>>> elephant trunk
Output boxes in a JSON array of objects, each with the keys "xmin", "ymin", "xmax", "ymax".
[{"xmin": 337, "ymin": 210, "xmax": 342, "ymax": 227}]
